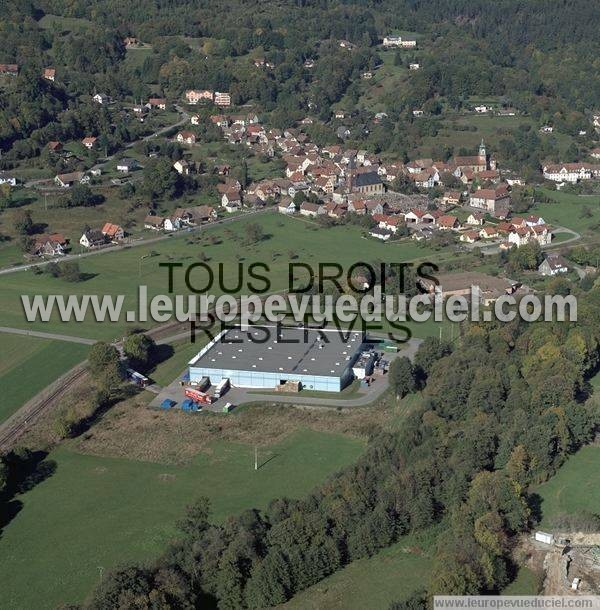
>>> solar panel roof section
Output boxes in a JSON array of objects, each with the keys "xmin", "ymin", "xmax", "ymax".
[{"xmin": 191, "ymin": 325, "xmax": 364, "ymax": 376}]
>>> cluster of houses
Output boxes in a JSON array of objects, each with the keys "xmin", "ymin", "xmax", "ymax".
[
  {"xmin": 542, "ymin": 162, "xmax": 600, "ymax": 184},
  {"xmin": 189, "ymin": 112, "xmax": 537, "ymax": 248},
  {"xmin": 364, "ymin": 204, "xmax": 552, "ymax": 248},
  {"xmin": 143, "ymin": 205, "xmax": 217, "ymax": 232},
  {"xmin": 459, "ymin": 214, "xmax": 552, "ymax": 249},
  {"xmin": 79, "ymin": 223, "xmax": 125, "ymax": 248},
  {"xmin": 184, "ymin": 90, "xmax": 231, "ymax": 107}
]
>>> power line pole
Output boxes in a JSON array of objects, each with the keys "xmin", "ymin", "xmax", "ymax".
[{"xmin": 254, "ymin": 446, "xmax": 258, "ymax": 471}]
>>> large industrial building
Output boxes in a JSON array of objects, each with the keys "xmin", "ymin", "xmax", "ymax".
[{"xmin": 188, "ymin": 325, "xmax": 365, "ymax": 392}]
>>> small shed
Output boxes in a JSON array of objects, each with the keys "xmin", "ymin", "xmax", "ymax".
[{"xmin": 534, "ymin": 531, "xmax": 554, "ymax": 545}]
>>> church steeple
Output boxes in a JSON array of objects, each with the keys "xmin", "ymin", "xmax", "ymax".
[{"xmin": 478, "ymin": 138, "xmax": 486, "ymax": 161}]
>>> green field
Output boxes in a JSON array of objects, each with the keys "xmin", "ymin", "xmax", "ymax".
[
  {"xmin": 38, "ymin": 14, "xmax": 92, "ymax": 31},
  {"xmin": 502, "ymin": 567, "xmax": 540, "ymax": 595},
  {"xmin": 0, "ymin": 213, "xmax": 442, "ymax": 340},
  {"xmin": 149, "ymin": 336, "xmax": 211, "ymax": 385},
  {"xmin": 0, "ymin": 334, "xmax": 89, "ymax": 423},
  {"xmin": 123, "ymin": 46, "xmax": 154, "ymax": 69},
  {"xmin": 0, "ymin": 429, "xmax": 363, "ymax": 609},
  {"xmin": 420, "ymin": 114, "xmax": 574, "ymax": 159},
  {"xmin": 535, "ymin": 445, "xmax": 600, "ymax": 527},
  {"xmin": 531, "ymin": 189, "xmax": 600, "ymax": 235},
  {"xmin": 280, "ymin": 528, "xmax": 435, "ymax": 610}
]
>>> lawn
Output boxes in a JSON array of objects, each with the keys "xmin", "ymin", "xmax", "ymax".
[
  {"xmin": 0, "ymin": 212, "xmax": 444, "ymax": 341},
  {"xmin": 0, "ymin": 188, "xmax": 149, "ymax": 248},
  {"xmin": 535, "ymin": 445, "xmax": 600, "ymax": 527},
  {"xmin": 0, "ymin": 334, "xmax": 89, "ymax": 424},
  {"xmin": 149, "ymin": 336, "xmax": 211, "ymax": 386},
  {"xmin": 502, "ymin": 567, "xmax": 540, "ymax": 595},
  {"xmin": 280, "ymin": 528, "xmax": 436, "ymax": 610},
  {"xmin": 531, "ymin": 188, "xmax": 600, "ymax": 235},
  {"xmin": 123, "ymin": 46, "xmax": 154, "ymax": 69},
  {"xmin": 0, "ymin": 428, "xmax": 364, "ymax": 610},
  {"xmin": 0, "ymin": 243, "xmax": 23, "ymax": 268},
  {"xmin": 38, "ymin": 14, "xmax": 92, "ymax": 31}
]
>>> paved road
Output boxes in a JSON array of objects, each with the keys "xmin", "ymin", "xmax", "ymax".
[
  {"xmin": 544, "ymin": 226, "xmax": 581, "ymax": 249},
  {"xmin": 0, "ymin": 327, "xmax": 97, "ymax": 345},
  {"xmin": 0, "ymin": 208, "xmax": 270, "ymax": 276},
  {"xmin": 462, "ymin": 225, "xmax": 582, "ymax": 256}
]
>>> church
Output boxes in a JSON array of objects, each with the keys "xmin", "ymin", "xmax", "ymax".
[{"xmin": 452, "ymin": 140, "xmax": 496, "ymax": 173}]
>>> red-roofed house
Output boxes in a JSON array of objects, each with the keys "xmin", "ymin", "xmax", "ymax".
[
  {"xmin": 469, "ymin": 186, "xmax": 511, "ymax": 218},
  {"xmin": 437, "ymin": 215, "xmax": 460, "ymax": 230},
  {"xmin": 460, "ymin": 230, "xmax": 480, "ymax": 244},
  {"xmin": 82, "ymin": 136, "xmax": 97, "ymax": 149},
  {"xmin": 479, "ymin": 226, "xmax": 499, "ymax": 239},
  {"xmin": 101, "ymin": 223, "xmax": 125, "ymax": 241},
  {"xmin": 33, "ymin": 234, "xmax": 67, "ymax": 256},
  {"xmin": 176, "ymin": 131, "xmax": 196, "ymax": 145}
]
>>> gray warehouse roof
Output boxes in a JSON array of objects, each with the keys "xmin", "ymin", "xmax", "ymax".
[{"xmin": 189, "ymin": 326, "xmax": 364, "ymax": 376}]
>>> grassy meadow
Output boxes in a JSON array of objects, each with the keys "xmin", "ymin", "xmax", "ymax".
[
  {"xmin": 531, "ymin": 188, "xmax": 600, "ymax": 235},
  {"xmin": 0, "ymin": 334, "xmax": 89, "ymax": 424},
  {"xmin": 0, "ymin": 213, "xmax": 442, "ymax": 340},
  {"xmin": 280, "ymin": 528, "xmax": 436, "ymax": 610},
  {"xmin": 535, "ymin": 445, "xmax": 600, "ymax": 527},
  {"xmin": 0, "ymin": 428, "xmax": 364, "ymax": 610}
]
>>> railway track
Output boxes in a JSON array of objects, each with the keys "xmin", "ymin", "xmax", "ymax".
[{"xmin": 0, "ymin": 366, "xmax": 88, "ymax": 452}]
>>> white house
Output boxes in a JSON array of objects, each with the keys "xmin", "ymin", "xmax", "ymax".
[
  {"xmin": 466, "ymin": 213, "xmax": 485, "ymax": 226},
  {"xmin": 221, "ymin": 191, "xmax": 242, "ymax": 212},
  {"xmin": 538, "ymin": 253, "xmax": 568, "ymax": 276},
  {"xmin": 116, "ymin": 158, "xmax": 138, "ymax": 173},
  {"xmin": 382, "ymin": 36, "xmax": 416, "ymax": 48},
  {"xmin": 185, "ymin": 89, "xmax": 213, "ymax": 104},
  {"xmin": 176, "ymin": 131, "xmax": 196, "ymax": 145},
  {"xmin": 79, "ymin": 229, "xmax": 105, "ymax": 248},
  {"xmin": 370, "ymin": 227, "xmax": 393, "ymax": 241},
  {"xmin": 214, "ymin": 92, "xmax": 231, "ymax": 107},
  {"xmin": 508, "ymin": 225, "xmax": 552, "ymax": 247},
  {"xmin": 173, "ymin": 159, "xmax": 191, "ymax": 175},
  {"xmin": 0, "ymin": 173, "xmax": 17, "ymax": 186},
  {"xmin": 300, "ymin": 202, "xmax": 326, "ymax": 217},
  {"xmin": 93, "ymin": 93, "xmax": 110, "ymax": 105},
  {"xmin": 542, "ymin": 163, "xmax": 595, "ymax": 183},
  {"xmin": 278, "ymin": 201, "xmax": 296, "ymax": 214},
  {"xmin": 163, "ymin": 217, "xmax": 180, "ymax": 231},
  {"xmin": 469, "ymin": 187, "xmax": 511, "ymax": 218}
]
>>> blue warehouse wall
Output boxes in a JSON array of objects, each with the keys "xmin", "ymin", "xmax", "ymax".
[{"xmin": 188, "ymin": 366, "xmax": 349, "ymax": 392}]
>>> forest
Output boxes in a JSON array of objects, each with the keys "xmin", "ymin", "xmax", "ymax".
[
  {"xmin": 1, "ymin": 0, "xmax": 599, "ymax": 173},
  {"xmin": 2, "ymin": 280, "xmax": 594, "ymax": 608},
  {"xmin": 0, "ymin": 1, "xmax": 599, "ymax": 606}
]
